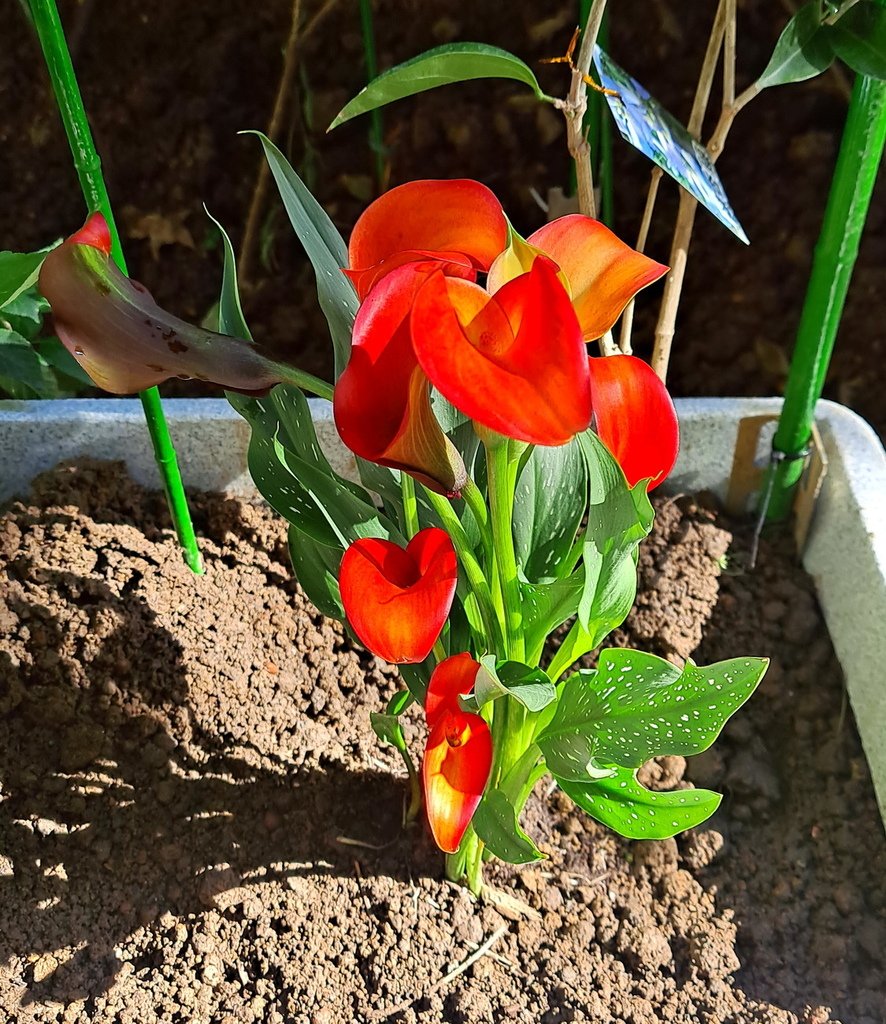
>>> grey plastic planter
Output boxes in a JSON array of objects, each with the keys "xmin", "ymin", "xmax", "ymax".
[{"xmin": 1, "ymin": 396, "xmax": 884, "ymax": 822}]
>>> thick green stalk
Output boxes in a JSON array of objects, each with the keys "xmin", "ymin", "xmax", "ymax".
[
  {"xmin": 766, "ymin": 68, "xmax": 886, "ymax": 519},
  {"xmin": 358, "ymin": 0, "xmax": 385, "ymax": 190},
  {"xmin": 422, "ymin": 487, "xmax": 504, "ymax": 652},
  {"xmin": 485, "ymin": 441, "xmax": 524, "ymax": 660},
  {"xmin": 28, "ymin": 0, "xmax": 203, "ymax": 573}
]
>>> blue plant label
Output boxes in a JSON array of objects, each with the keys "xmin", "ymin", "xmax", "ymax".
[{"xmin": 593, "ymin": 46, "xmax": 749, "ymax": 244}]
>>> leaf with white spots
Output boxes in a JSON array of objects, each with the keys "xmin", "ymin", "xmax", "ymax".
[
  {"xmin": 559, "ymin": 767, "xmax": 721, "ymax": 839},
  {"xmin": 513, "ymin": 439, "xmax": 587, "ymax": 583},
  {"xmin": 538, "ymin": 650, "xmax": 768, "ymax": 777}
]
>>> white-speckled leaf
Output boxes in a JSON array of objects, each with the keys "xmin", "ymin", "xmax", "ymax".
[
  {"xmin": 538, "ymin": 650, "xmax": 768, "ymax": 776},
  {"xmin": 559, "ymin": 767, "xmax": 721, "ymax": 839}
]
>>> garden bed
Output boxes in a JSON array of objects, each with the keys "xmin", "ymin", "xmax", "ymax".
[{"xmin": 1, "ymin": 460, "xmax": 883, "ymax": 1024}]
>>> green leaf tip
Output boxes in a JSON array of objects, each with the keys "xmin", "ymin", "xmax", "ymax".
[{"xmin": 329, "ymin": 42, "xmax": 547, "ymax": 131}]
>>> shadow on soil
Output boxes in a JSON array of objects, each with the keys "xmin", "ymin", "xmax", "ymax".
[{"xmin": 0, "ymin": 557, "xmax": 417, "ymax": 1008}]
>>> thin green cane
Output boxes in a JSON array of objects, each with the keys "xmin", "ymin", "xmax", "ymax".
[{"xmin": 27, "ymin": 0, "xmax": 203, "ymax": 573}]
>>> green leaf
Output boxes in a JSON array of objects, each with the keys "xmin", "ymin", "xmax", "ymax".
[
  {"xmin": 205, "ymin": 207, "xmax": 252, "ymax": 339},
  {"xmin": 245, "ymin": 132, "xmax": 357, "ymax": 378},
  {"xmin": 0, "ymin": 247, "xmax": 55, "ymax": 308},
  {"xmin": 0, "ymin": 329, "xmax": 57, "ymax": 397},
  {"xmin": 513, "ymin": 439, "xmax": 587, "ymax": 582},
  {"xmin": 543, "ymin": 431, "xmax": 653, "ymax": 682},
  {"xmin": 559, "ymin": 767, "xmax": 721, "ymax": 839},
  {"xmin": 329, "ymin": 43, "xmax": 548, "ymax": 130},
  {"xmin": 538, "ymin": 651, "xmax": 768, "ymax": 779},
  {"xmin": 370, "ymin": 711, "xmax": 408, "ymax": 753},
  {"xmin": 465, "ymin": 656, "xmax": 557, "ymax": 713},
  {"xmin": 287, "ymin": 524, "xmax": 344, "ymax": 620},
  {"xmin": 34, "ymin": 337, "xmax": 94, "ymax": 390},
  {"xmin": 398, "ymin": 658, "xmax": 434, "ymax": 703},
  {"xmin": 521, "ymin": 571, "xmax": 586, "ymax": 664},
  {"xmin": 471, "ymin": 787, "xmax": 545, "ymax": 864},
  {"xmin": 756, "ymin": 2, "xmax": 834, "ymax": 90},
  {"xmin": 829, "ymin": 0, "xmax": 886, "ymax": 79}
]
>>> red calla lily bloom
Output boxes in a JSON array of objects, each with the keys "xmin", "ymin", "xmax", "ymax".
[
  {"xmin": 334, "ymin": 265, "xmax": 467, "ymax": 495},
  {"xmin": 346, "ymin": 179, "xmax": 508, "ymax": 300},
  {"xmin": 411, "ymin": 257, "xmax": 592, "ymax": 446},
  {"xmin": 339, "ymin": 527, "xmax": 458, "ymax": 663},
  {"xmin": 423, "ymin": 654, "xmax": 493, "ymax": 853},
  {"xmin": 589, "ymin": 354, "xmax": 679, "ymax": 491},
  {"xmin": 487, "ymin": 214, "xmax": 668, "ymax": 341},
  {"xmin": 39, "ymin": 213, "xmax": 289, "ymax": 396}
]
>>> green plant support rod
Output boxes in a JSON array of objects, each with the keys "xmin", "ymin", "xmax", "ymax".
[
  {"xmin": 766, "ymin": 69, "xmax": 886, "ymax": 521},
  {"xmin": 28, "ymin": 0, "xmax": 203, "ymax": 573},
  {"xmin": 358, "ymin": 0, "xmax": 385, "ymax": 190}
]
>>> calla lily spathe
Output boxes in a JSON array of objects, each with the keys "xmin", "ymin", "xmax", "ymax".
[
  {"xmin": 339, "ymin": 527, "xmax": 458, "ymax": 664},
  {"xmin": 487, "ymin": 214, "xmax": 668, "ymax": 341},
  {"xmin": 589, "ymin": 354, "xmax": 679, "ymax": 490},
  {"xmin": 38, "ymin": 213, "xmax": 286, "ymax": 396},
  {"xmin": 422, "ymin": 653, "xmax": 492, "ymax": 854},
  {"xmin": 346, "ymin": 179, "xmax": 508, "ymax": 300}
]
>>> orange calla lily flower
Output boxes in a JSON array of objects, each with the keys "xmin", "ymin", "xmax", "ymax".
[
  {"xmin": 339, "ymin": 527, "xmax": 458, "ymax": 663},
  {"xmin": 333, "ymin": 264, "xmax": 467, "ymax": 495},
  {"xmin": 422, "ymin": 654, "xmax": 492, "ymax": 854},
  {"xmin": 411, "ymin": 257, "xmax": 592, "ymax": 446},
  {"xmin": 346, "ymin": 179, "xmax": 508, "ymax": 300},
  {"xmin": 589, "ymin": 354, "xmax": 679, "ymax": 491},
  {"xmin": 488, "ymin": 214, "xmax": 668, "ymax": 341}
]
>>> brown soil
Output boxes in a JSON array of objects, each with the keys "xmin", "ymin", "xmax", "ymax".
[
  {"xmin": 1, "ymin": 461, "xmax": 883, "ymax": 1024},
  {"xmin": 3, "ymin": 1, "xmax": 886, "ymax": 441}
]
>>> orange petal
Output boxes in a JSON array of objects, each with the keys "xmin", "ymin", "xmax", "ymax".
[
  {"xmin": 589, "ymin": 354, "xmax": 679, "ymax": 491},
  {"xmin": 424, "ymin": 652, "xmax": 481, "ymax": 727},
  {"xmin": 333, "ymin": 264, "xmax": 466, "ymax": 495},
  {"xmin": 423, "ymin": 708, "xmax": 492, "ymax": 853},
  {"xmin": 411, "ymin": 260, "xmax": 591, "ymax": 446},
  {"xmin": 528, "ymin": 215, "xmax": 668, "ymax": 340},
  {"xmin": 347, "ymin": 180, "xmax": 507, "ymax": 299},
  {"xmin": 339, "ymin": 528, "xmax": 458, "ymax": 663}
]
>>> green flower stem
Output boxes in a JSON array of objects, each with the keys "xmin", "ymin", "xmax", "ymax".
[
  {"xmin": 445, "ymin": 825, "xmax": 485, "ymax": 894},
  {"xmin": 400, "ymin": 471, "xmax": 420, "ymax": 538},
  {"xmin": 485, "ymin": 439, "xmax": 524, "ymax": 661},
  {"xmin": 422, "ymin": 487, "xmax": 503, "ymax": 653},
  {"xmin": 461, "ymin": 476, "xmax": 495, "ymax": 573},
  {"xmin": 279, "ymin": 368, "xmax": 335, "ymax": 402},
  {"xmin": 401, "ymin": 746, "xmax": 422, "ymax": 825},
  {"xmin": 28, "ymin": 0, "xmax": 203, "ymax": 575}
]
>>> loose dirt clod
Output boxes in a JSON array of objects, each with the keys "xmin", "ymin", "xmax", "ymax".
[{"xmin": 1, "ymin": 462, "xmax": 883, "ymax": 1024}]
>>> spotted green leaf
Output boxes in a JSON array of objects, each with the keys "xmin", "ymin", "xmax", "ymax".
[
  {"xmin": 538, "ymin": 650, "xmax": 768, "ymax": 779},
  {"xmin": 559, "ymin": 767, "xmax": 721, "ymax": 839},
  {"xmin": 513, "ymin": 439, "xmax": 587, "ymax": 582}
]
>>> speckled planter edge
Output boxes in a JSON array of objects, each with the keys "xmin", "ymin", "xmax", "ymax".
[{"xmin": 1, "ymin": 395, "xmax": 884, "ymax": 823}]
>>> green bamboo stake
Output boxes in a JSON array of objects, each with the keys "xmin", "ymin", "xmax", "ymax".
[
  {"xmin": 765, "ymin": 68, "xmax": 886, "ymax": 521},
  {"xmin": 358, "ymin": 0, "xmax": 385, "ymax": 190},
  {"xmin": 28, "ymin": 0, "xmax": 203, "ymax": 573}
]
